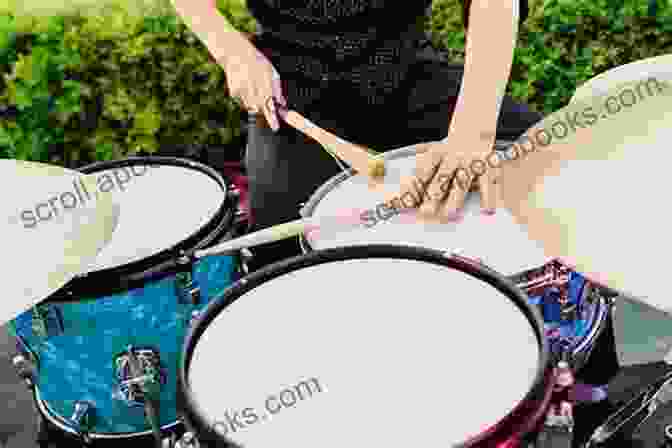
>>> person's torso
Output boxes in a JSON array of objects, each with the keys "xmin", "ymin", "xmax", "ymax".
[{"xmin": 247, "ymin": 0, "xmax": 432, "ymax": 111}]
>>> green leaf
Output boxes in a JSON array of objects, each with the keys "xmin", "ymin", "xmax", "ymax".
[
  {"xmin": 131, "ymin": 99, "xmax": 161, "ymax": 135},
  {"xmin": 0, "ymin": 125, "xmax": 14, "ymax": 148}
]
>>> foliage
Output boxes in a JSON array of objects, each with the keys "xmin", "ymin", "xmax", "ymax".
[
  {"xmin": 58, "ymin": 7, "xmax": 242, "ymax": 166},
  {"xmin": 430, "ymin": 0, "xmax": 672, "ymax": 113},
  {"xmin": 0, "ymin": 14, "xmax": 82, "ymax": 163},
  {"xmin": 0, "ymin": 0, "xmax": 671, "ymax": 164}
]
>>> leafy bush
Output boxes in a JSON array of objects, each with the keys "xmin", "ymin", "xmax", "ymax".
[
  {"xmin": 0, "ymin": 15, "xmax": 82, "ymax": 163},
  {"xmin": 1, "ymin": 0, "xmax": 671, "ymax": 165},
  {"xmin": 1, "ymin": 2, "xmax": 251, "ymax": 167},
  {"xmin": 430, "ymin": 0, "xmax": 672, "ymax": 113},
  {"xmin": 59, "ymin": 8, "xmax": 243, "ymax": 166}
]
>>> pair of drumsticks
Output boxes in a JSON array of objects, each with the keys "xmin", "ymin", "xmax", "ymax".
[
  {"xmin": 198, "ymin": 106, "xmax": 461, "ymax": 258},
  {"xmin": 195, "ymin": 107, "xmax": 387, "ymax": 258}
]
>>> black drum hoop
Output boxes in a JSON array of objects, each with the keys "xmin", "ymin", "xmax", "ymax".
[
  {"xmin": 178, "ymin": 244, "xmax": 551, "ymax": 447},
  {"xmin": 49, "ymin": 156, "xmax": 235, "ymax": 300}
]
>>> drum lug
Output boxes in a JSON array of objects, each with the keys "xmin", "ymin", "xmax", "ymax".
[
  {"xmin": 31, "ymin": 304, "xmax": 64, "ymax": 340},
  {"xmin": 535, "ymin": 423, "xmax": 573, "ymax": 448},
  {"xmin": 189, "ymin": 310, "xmax": 202, "ymax": 326},
  {"xmin": 176, "ymin": 254, "xmax": 201, "ymax": 306},
  {"xmin": 238, "ymin": 248, "xmax": 253, "ymax": 275},
  {"xmin": 174, "ymin": 431, "xmax": 200, "ymax": 448},
  {"xmin": 70, "ymin": 400, "xmax": 94, "ymax": 438},
  {"xmin": 113, "ymin": 345, "xmax": 166, "ymax": 407},
  {"xmin": 12, "ymin": 353, "xmax": 37, "ymax": 388},
  {"xmin": 537, "ymin": 361, "xmax": 575, "ymax": 447}
]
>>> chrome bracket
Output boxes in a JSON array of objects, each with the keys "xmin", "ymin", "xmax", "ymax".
[
  {"xmin": 71, "ymin": 400, "xmax": 93, "ymax": 428},
  {"xmin": 175, "ymin": 431, "xmax": 200, "ymax": 448},
  {"xmin": 239, "ymin": 248, "xmax": 253, "ymax": 276},
  {"xmin": 175, "ymin": 255, "xmax": 201, "ymax": 305},
  {"xmin": 31, "ymin": 303, "xmax": 64, "ymax": 340},
  {"xmin": 113, "ymin": 345, "xmax": 165, "ymax": 407},
  {"xmin": 12, "ymin": 354, "xmax": 36, "ymax": 388},
  {"xmin": 69, "ymin": 400, "xmax": 95, "ymax": 443}
]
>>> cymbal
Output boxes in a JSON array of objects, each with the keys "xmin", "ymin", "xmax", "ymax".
[
  {"xmin": 572, "ymin": 54, "xmax": 672, "ymax": 103},
  {"xmin": 500, "ymin": 77, "xmax": 672, "ymax": 311},
  {"xmin": 0, "ymin": 160, "xmax": 118, "ymax": 325}
]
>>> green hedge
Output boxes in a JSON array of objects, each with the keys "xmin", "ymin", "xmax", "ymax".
[{"xmin": 1, "ymin": 0, "xmax": 671, "ymax": 166}]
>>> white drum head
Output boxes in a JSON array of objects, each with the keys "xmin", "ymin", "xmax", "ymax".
[
  {"xmin": 187, "ymin": 257, "xmax": 540, "ymax": 447},
  {"xmin": 572, "ymin": 54, "xmax": 672, "ymax": 103},
  {"xmin": 78, "ymin": 163, "xmax": 225, "ymax": 272},
  {"xmin": 305, "ymin": 154, "xmax": 548, "ymax": 275}
]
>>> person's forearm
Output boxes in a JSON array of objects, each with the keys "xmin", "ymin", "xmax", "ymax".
[
  {"xmin": 449, "ymin": 0, "xmax": 519, "ymax": 141},
  {"xmin": 170, "ymin": 0, "xmax": 244, "ymax": 61}
]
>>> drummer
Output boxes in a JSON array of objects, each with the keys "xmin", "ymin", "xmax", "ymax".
[{"xmin": 171, "ymin": 0, "xmax": 543, "ymax": 270}]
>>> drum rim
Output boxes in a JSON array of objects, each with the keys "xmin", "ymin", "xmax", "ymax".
[
  {"xmin": 49, "ymin": 156, "xmax": 235, "ymax": 300},
  {"xmin": 33, "ymin": 387, "xmax": 184, "ymax": 440},
  {"xmin": 177, "ymin": 244, "xmax": 551, "ymax": 447},
  {"xmin": 298, "ymin": 140, "xmax": 515, "ymax": 252}
]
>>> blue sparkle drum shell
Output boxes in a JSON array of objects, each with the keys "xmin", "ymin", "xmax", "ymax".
[{"xmin": 8, "ymin": 157, "xmax": 241, "ymax": 444}]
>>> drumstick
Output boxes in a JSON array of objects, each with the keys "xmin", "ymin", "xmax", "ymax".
[
  {"xmin": 194, "ymin": 206, "xmax": 418, "ymax": 258},
  {"xmin": 277, "ymin": 106, "xmax": 386, "ymax": 178},
  {"xmin": 194, "ymin": 218, "xmax": 319, "ymax": 257}
]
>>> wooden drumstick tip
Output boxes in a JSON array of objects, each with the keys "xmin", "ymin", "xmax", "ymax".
[{"xmin": 367, "ymin": 157, "xmax": 386, "ymax": 178}]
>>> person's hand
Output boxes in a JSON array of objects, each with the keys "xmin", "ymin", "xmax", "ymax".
[
  {"xmin": 387, "ymin": 139, "xmax": 500, "ymax": 221},
  {"xmin": 217, "ymin": 32, "xmax": 286, "ymax": 131}
]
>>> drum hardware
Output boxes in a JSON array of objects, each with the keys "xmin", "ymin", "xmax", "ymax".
[
  {"xmin": 238, "ymin": 248, "xmax": 253, "ymax": 276},
  {"xmin": 163, "ymin": 433, "xmax": 179, "ymax": 448},
  {"xmin": 113, "ymin": 345, "xmax": 165, "ymax": 407},
  {"xmin": 12, "ymin": 353, "xmax": 37, "ymax": 388},
  {"xmin": 114, "ymin": 345, "xmax": 164, "ymax": 447},
  {"xmin": 229, "ymin": 187, "xmax": 247, "ymax": 222},
  {"xmin": 560, "ymin": 301, "xmax": 578, "ymax": 322},
  {"xmin": 536, "ymin": 361, "xmax": 575, "ymax": 448},
  {"xmin": 174, "ymin": 431, "xmax": 200, "ymax": 448},
  {"xmin": 189, "ymin": 310, "xmax": 202, "ymax": 326},
  {"xmin": 68, "ymin": 400, "xmax": 95, "ymax": 443},
  {"xmin": 664, "ymin": 424, "xmax": 672, "ymax": 446},
  {"xmin": 584, "ymin": 371, "xmax": 672, "ymax": 447},
  {"xmin": 176, "ymin": 252, "xmax": 202, "ymax": 306},
  {"xmin": 31, "ymin": 303, "xmax": 64, "ymax": 339}
]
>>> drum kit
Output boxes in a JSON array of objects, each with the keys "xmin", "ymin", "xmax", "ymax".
[{"xmin": 2, "ymin": 54, "xmax": 671, "ymax": 448}]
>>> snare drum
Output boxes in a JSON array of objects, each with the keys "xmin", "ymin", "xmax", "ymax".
[
  {"xmin": 8, "ymin": 157, "xmax": 241, "ymax": 446},
  {"xmin": 300, "ymin": 143, "xmax": 612, "ymax": 372},
  {"xmin": 299, "ymin": 142, "xmax": 548, "ymax": 276},
  {"xmin": 178, "ymin": 245, "xmax": 554, "ymax": 447}
]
